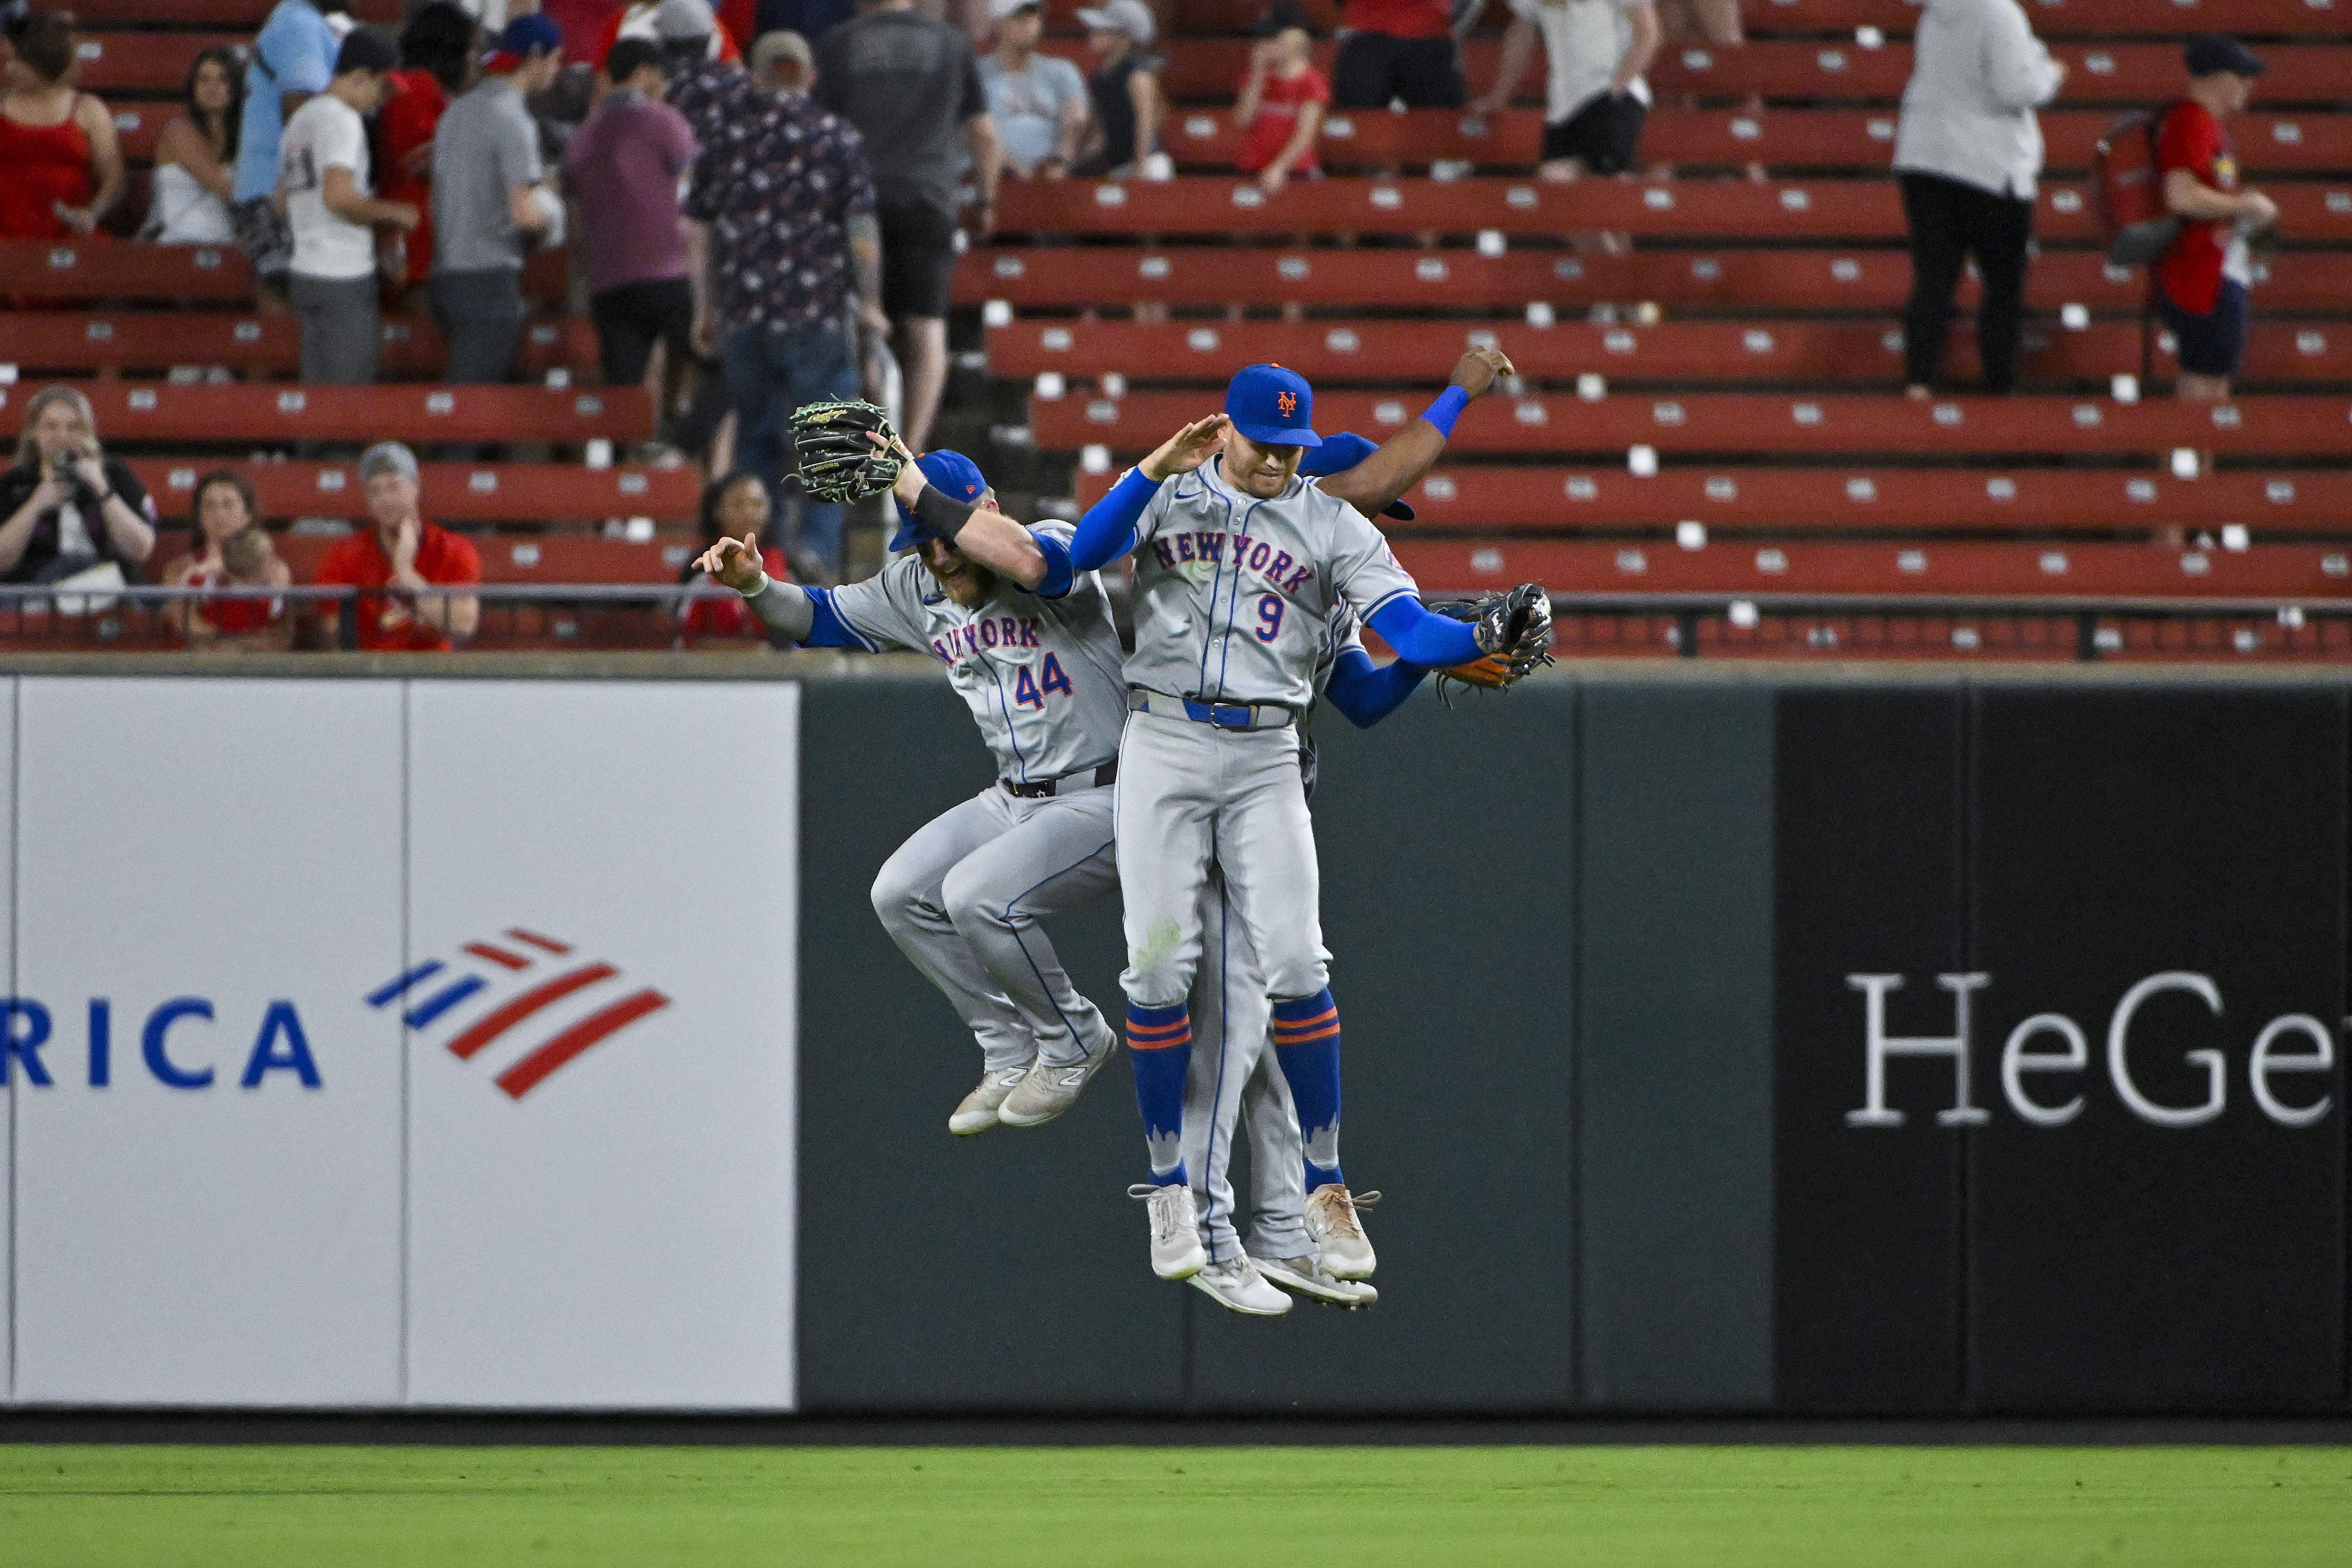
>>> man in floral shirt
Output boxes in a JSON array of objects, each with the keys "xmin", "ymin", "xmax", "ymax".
[{"xmin": 683, "ymin": 10, "xmax": 882, "ymax": 578}]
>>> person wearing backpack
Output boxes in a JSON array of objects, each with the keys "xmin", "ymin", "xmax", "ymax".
[
  {"xmin": 2153, "ymin": 35, "xmax": 2277, "ymax": 401},
  {"xmin": 1891, "ymin": 0, "xmax": 2064, "ymax": 399}
]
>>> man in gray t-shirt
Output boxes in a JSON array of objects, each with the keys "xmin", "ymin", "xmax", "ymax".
[
  {"xmin": 430, "ymin": 14, "xmax": 564, "ymax": 384},
  {"xmin": 813, "ymin": 0, "xmax": 1000, "ymax": 453}
]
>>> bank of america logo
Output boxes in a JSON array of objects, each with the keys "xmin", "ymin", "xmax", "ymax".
[{"xmin": 364, "ymin": 928, "xmax": 670, "ymax": 1098}]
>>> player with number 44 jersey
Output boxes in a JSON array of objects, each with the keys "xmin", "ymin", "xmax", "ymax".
[{"xmin": 697, "ymin": 444, "xmax": 1130, "ymax": 1136}]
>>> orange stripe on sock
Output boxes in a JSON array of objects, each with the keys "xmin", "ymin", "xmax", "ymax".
[
  {"xmin": 1127, "ymin": 1019, "xmax": 1190, "ymax": 1039},
  {"xmin": 1273, "ymin": 1005, "xmax": 1338, "ymax": 1031},
  {"xmin": 1274, "ymin": 1021, "xmax": 1342, "ymax": 1045},
  {"xmin": 1128, "ymin": 1028, "xmax": 1193, "ymax": 1051}
]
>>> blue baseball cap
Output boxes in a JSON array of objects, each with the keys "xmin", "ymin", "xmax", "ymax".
[
  {"xmin": 888, "ymin": 449, "xmax": 989, "ymax": 552},
  {"xmin": 486, "ymin": 11, "xmax": 564, "ymax": 68},
  {"xmin": 1296, "ymin": 430, "xmax": 1413, "ymax": 520},
  {"xmin": 1224, "ymin": 363, "xmax": 1322, "ymax": 449}
]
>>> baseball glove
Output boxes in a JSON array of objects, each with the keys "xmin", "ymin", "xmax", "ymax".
[
  {"xmin": 791, "ymin": 398, "xmax": 905, "ymax": 503},
  {"xmin": 1424, "ymin": 583, "xmax": 1554, "ymax": 702}
]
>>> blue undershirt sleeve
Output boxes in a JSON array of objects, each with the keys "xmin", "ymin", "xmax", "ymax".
[
  {"xmin": 1366, "ymin": 597, "xmax": 1483, "ymax": 669},
  {"xmin": 1069, "ymin": 467, "xmax": 1160, "ymax": 570},
  {"xmin": 1324, "ymin": 646, "xmax": 1428, "ymax": 728},
  {"xmin": 1028, "ymin": 530, "xmax": 1076, "ymax": 599},
  {"xmin": 801, "ymin": 588, "xmax": 869, "ymax": 649}
]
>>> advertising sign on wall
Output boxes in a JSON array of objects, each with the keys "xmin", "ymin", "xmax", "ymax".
[{"xmin": 2, "ymin": 676, "xmax": 799, "ymax": 1409}]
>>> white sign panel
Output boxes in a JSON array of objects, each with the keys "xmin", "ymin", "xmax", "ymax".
[
  {"xmin": 11, "ymin": 677, "xmax": 405, "ymax": 1405},
  {"xmin": 1, "ymin": 678, "xmax": 14, "ymax": 1403},
  {"xmin": 402, "ymin": 681, "xmax": 798, "ymax": 1408}
]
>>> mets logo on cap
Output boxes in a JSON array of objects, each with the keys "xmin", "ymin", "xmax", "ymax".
[{"xmin": 1225, "ymin": 364, "xmax": 1324, "ymax": 449}]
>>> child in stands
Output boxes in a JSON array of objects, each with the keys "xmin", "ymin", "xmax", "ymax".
[{"xmin": 1235, "ymin": 3, "xmax": 1327, "ymax": 193}]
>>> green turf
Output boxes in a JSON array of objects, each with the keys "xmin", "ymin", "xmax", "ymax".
[{"xmin": 2, "ymin": 1444, "xmax": 2348, "ymax": 1567}]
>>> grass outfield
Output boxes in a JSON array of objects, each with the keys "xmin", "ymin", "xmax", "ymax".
[{"xmin": 3, "ymin": 1444, "xmax": 2349, "ymax": 1566}]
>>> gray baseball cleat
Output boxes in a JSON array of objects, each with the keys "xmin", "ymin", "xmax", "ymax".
[
  {"xmin": 1188, "ymin": 1256, "xmax": 1294, "ymax": 1316},
  {"xmin": 1255, "ymin": 1253, "xmax": 1378, "ymax": 1309},
  {"xmin": 948, "ymin": 1065, "xmax": 1031, "ymax": 1136},
  {"xmin": 1304, "ymin": 1185, "xmax": 1380, "ymax": 1279},
  {"xmin": 1129, "ymin": 1181, "xmax": 1207, "ymax": 1280},
  {"xmin": 997, "ymin": 1035, "xmax": 1120, "ymax": 1127}
]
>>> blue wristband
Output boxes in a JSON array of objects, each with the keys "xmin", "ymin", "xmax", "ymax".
[{"xmin": 1422, "ymin": 385, "xmax": 1471, "ymax": 438}]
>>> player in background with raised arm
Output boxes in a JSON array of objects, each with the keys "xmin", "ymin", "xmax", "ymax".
[
  {"xmin": 696, "ymin": 448, "xmax": 1131, "ymax": 1135},
  {"xmin": 1066, "ymin": 350, "xmax": 1542, "ymax": 1290}
]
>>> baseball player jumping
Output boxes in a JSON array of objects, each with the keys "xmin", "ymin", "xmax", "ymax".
[
  {"xmin": 695, "ymin": 445, "xmax": 1132, "ymax": 1135},
  {"xmin": 1066, "ymin": 354, "xmax": 1549, "ymax": 1291}
]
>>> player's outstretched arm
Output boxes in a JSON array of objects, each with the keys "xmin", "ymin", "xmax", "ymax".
[
  {"xmin": 693, "ymin": 532, "xmax": 869, "ymax": 647},
  {"xmin": 1318, "ymin": 348, "xmax": 1512, "ymax": 519},
  {"xmin": 1323, "ymin": 645, "xmax": 1428, "ymax": 728},
  {"xmin": 1069, "ymin": 413, "xmax": 1227, "ymax": 570},
  {"xmin": 880, "ymin": 446, "xmax": 1058, "ymax": 591},
  {"xmin": 1365, "ymin": 596, "xmax": 1483, "ymax": 670}
]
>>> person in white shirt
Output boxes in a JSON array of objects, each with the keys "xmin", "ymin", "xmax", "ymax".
[
  {"xmin": 275, "ymin": 26, "xmax": 418, "ymax": 384},
  {"xmin": 980, "ymin": 0, "xmax": 1089, "ymax": 179},
  {"xmin": 1892, "ymin": 0, "xmax": 2065, "ymax": 397},
  {"xmin": 1471, "ymin": 0, "xmax": 1660, "ymax": 181}
]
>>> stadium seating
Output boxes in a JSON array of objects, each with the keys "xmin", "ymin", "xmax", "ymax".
[
  {"xmin": 125, "ymin": 461, "xmax": 699, "ymax": 530},
  {"xmin": 5, "ymin": 382, "xmax": 653, "ymax": 444},
  {"xmin": 3, "ymin": 312, "xmax": 600, "ymax": 378},
  {"xmin": 0, "ymin": 241, "xmax": 571, "ymax": 306}
]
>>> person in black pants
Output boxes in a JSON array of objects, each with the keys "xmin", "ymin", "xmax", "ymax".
[
  {"xmin": 1890, "ymin": 0, "xmax": 2065, "ymax": 396},
  {"xmin": 1896, "ymin": 172, "xmax": 2034, "ymax": 394}
]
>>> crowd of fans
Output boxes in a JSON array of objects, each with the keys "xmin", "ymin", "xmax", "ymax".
[{"xmin": 0, "ymin": 0, "xmax": 2306, "ymax": 649}]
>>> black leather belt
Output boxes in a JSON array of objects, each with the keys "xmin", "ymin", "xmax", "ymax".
[{"xmin": 1003, "ymin": 760, "xmax": 1118, "ymax": 798}]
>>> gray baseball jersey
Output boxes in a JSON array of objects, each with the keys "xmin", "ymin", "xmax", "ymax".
[
  {"xmin": 1123, "ymin": 459, "xmax": 1420, "ymax": 710},
  {"xmin": 826, "ymin": 522, "xmax": 1127, "ymax": 785}
]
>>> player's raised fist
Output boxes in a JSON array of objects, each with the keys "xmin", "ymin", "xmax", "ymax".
[
  {"xmin": 1140, "ymin": 414, "xmax": 1229, "ymax": 482},
  {"xmin": 1450, "ymin": 346, "xmax": 1515, "ymax": 399},
  {"xmin": 695, "ymin": 532, "xmax": 768, "ymax": 593}
]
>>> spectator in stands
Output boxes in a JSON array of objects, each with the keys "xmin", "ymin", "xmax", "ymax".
[
  {"xmin": 234, "ymin": 0, "xmax": 343, "ymax": 294},
  {"xmin": 164, "ymin": 475, "xmax": 295, "ymax": 653},
  {"xmin": 431, "ymin": 14, "xmax": 565, "ymax": 384},
  {"xmin": 981, "ymin": 0, "xmax": 1087, "ymax": 180},
  {"xmin": 686, "ymin": 45, "xmax": 880, "ymax": 577},
  {"xmin": 657, "ymin": 0, "xmax": 753, "ymax": 142},
  {"xmin": 2155, "ymin": 35, "xmax": 2276, "ymax": 403},
  {"xmin": 376, "ymin": 3, "xmax": 477, "ymax": 296},
  {"xmin": 0, "ymin": 13, "xmax": 123, "ymax": 239},
  {"xmin": 143, "ymin": 46, "xmax": 244, "ymax": 245},
  {"xmin": 1472, "ymin": 0, "xmax": 1658, "ymax": 182},
  {"xmin": 814, "ymin": 0, "xmax": 999, "ymax": 455},
  {"xmin": 0, "ymin": 385, "xmax": 158, "ymax": 586},
  {"xmin": 748, "ymin": 26, "xmax": 811, "ymax": 94},
  {"xmin": 1329, "ymin": 0, "xmax": 1461, "ymax": 112},
  {"xmin": 1075, "ymin": 0, "xmax": 1162, "ymax": 178},
  {"xmin": 595, "ymin": 0, "xmax": 742, "ymax": 70},
  {"xmin": 313, "ymin": 441, "xmax": 482, "ymax": 650},
  {"xmin": 1235, "ymin": 3, "xmax": 1327, "ymax": 192},
  {"xmin": 1893, "ymin": 0, "xmax": 2063, "ymax": 398},
  {"xmin": 677, "ymin": 470, "xmax": 792, "ymax": 643},
  {"xmin": 566, "ymin": 40, "xmax": 698, "ymax": 412},
  {"xmin": 279, "ymin": 28, "xmax": 419, "ymax": 385}
]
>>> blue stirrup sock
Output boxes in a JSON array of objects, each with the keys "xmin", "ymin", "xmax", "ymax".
[
  {"xmin": 1126, "ymin": 1001, "xmax": 1192, "ymax": 1186},
  {"xmin": 1272, "ymin": 989, "xmax": 1344, "ymax": 1190}
]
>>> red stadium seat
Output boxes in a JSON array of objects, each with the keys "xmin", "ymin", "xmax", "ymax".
[
  {"xmin": 1074, "ymin": 465, "xmax": 2352, "ymax": 537},
  {"xmin": 986, "ymin": 317, "xmax": 2352, "ymax": 387},
  {"xmin": 1739, "ymin": 0, "xmax": 2351, "ymax": 37},
  {"xmin": 127, "ymin": 460, "xmax": 699, "ymax": 527},
  {"xmin": 957, "ymin": 245, "xmax": 2348, "ymax": 314},
  {"xmin": 2, "ymin": 381, "xmax": 653, "ymax": 444},
  {"xmin": 1, "ymin": 311, "xmax": 601, "ymax": 378},
  {"xmin": 1032, "ymin": 390, "xmax": 2352, "ymax": 459},
  {"xmin": 0, "ymin": 241, "xmax": 574, "ymax": 306},
  {"xmin": 68, "ymin": 0, "xmax": 394, "ymax": 23},
  {"xmin": 70, "ymin": 33, "xmax": 249, "ymax": 95},
  {"xmin": 1389, "ymin": 537, "xmax": 2352, "ymax": 597},
  {"xmin": 991, "ymin": 175, "xmax": 2352, "ymax": 245},
  {"xmin": 1167, "ymin": 108, "xmax": 2352, "ymax": 177}
]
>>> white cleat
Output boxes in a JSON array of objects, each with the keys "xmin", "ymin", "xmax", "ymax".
[
  {"xmin": 1255, "ymin": 1253, "xmax": 1378, "ymax": 1309},
  {"xmin": 948, "ymin": 1066, "xmax": 1031, "ymax": 1136},
  {"xmin": 1304, "ymin": 1185, "xmax": 1380, "ymax": 1279},
  {"xmin": 998, "ymin": 1036, "xmax": 1120, "ymax": 1127},
  {"xmin": 1188, "ymin": 1256, "xmax": 1294, "ymax": 1316},
  {"xmin": 1129, "ymin": 1181, "xmax": 1208, "ymax": 1280}
]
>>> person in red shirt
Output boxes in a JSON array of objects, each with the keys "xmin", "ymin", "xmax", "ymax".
[
  {"xmin": 2154, "ymin": 34, "xmax": 2278, "ymax": 401},
  {"xmin": 375, "ymin": 3, "xmax": 478, "ymax": 301},
  {"xmin": 1331, "ymin": 0, "xmax": 1462, "ymax": 111},
  {"xmin": 1236, "ymin": 5, "xmax": 1328, "ymax": 192},
  {"xmin": 163, "ymin": 471, "xmax": 295, "ymax": 652},
  {"xmin": 313, "ymin": 441, "xmax": 482, "ymax": 651},
  {"xmin": 678, "ymin": 471, "xmax": 794, "ymax": 645}
]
